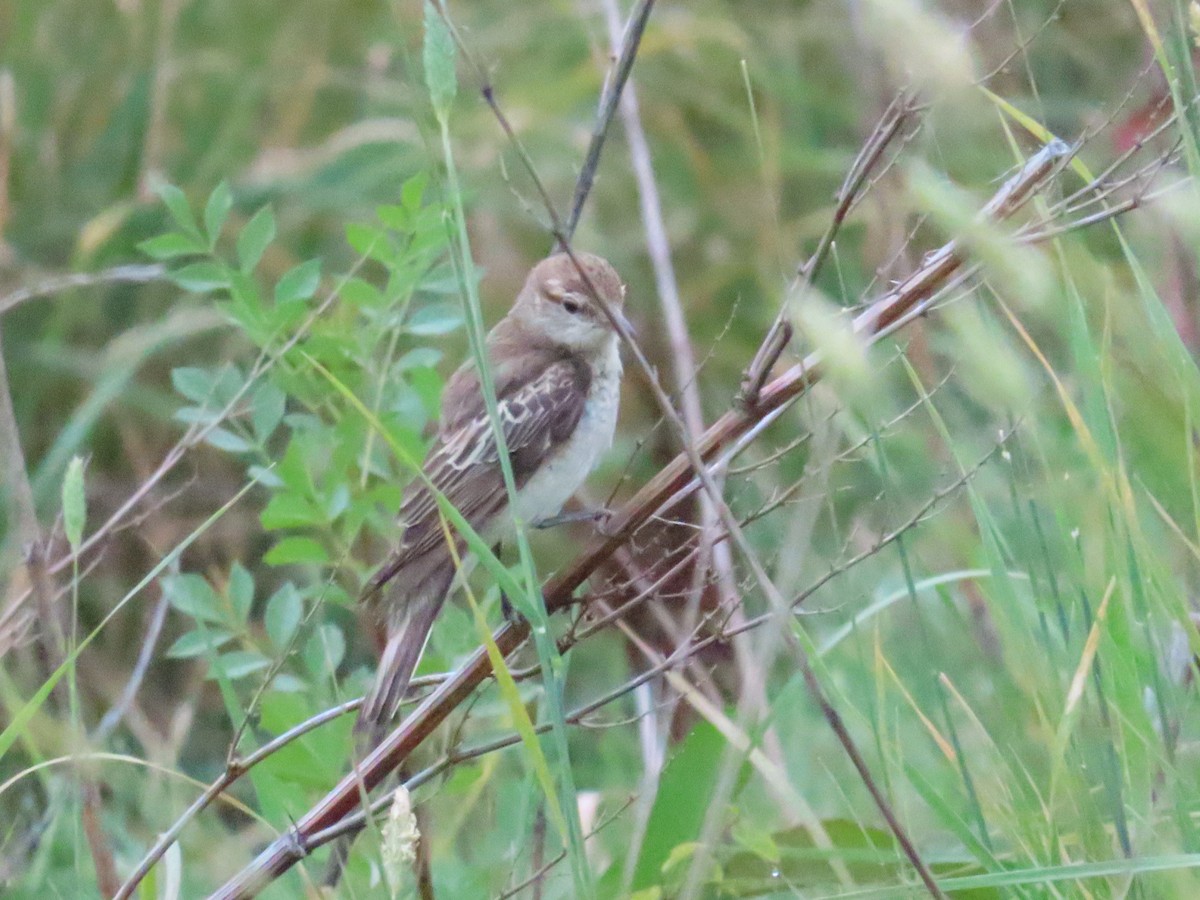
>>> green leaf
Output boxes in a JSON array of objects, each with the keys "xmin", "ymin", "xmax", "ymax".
[
  {"xmin": 730, "ymin": 820, "xmax": 781, "ymax": 863},
  {"xmin": 376, "ymin": 203, "xmax": 409, "ymax": 231},
  {"xmin": 209, "ymin": 650, "xmax": 272, "ymax": 680},
  {"xmin": 153, "ymin": 181, "xmax": 202, "ymax": 239},
  {"xmin": 252, "ymin": 381, "xmax": 287, "ymax": 443},
  {"xmin": 275, "ymin": 258, "xmax": 322, "ymax": 305},
  {"xmin": 396, "ymin": 347, "xmax": 442, "ymax": 371},
  {"xmin": 166, "ymin": 628, "xmax": 235, "ymax": 659},
  {"xmin": 204, "ymin": 180, "xmax": 233, "ymax": 248},
  {"xmin": 171, "ymin": 367, "xmax": 215, "ymax": 403},
  {"xmin": 204, "ymin": 427, "xmax": 253, "ymax": 454},
  {"xmin": 264, "ymin": 536, "xmax": 329, "ymax": 566},
  {"xmin": 164, "ymin": 573, "xmax": 223, "ymax": 624},
  {"xmin": 261, "ymin": 493, "xmax": 323, "ymax": 530},
  {"xmin": 408, "ymin": 366, "xmax": 444, "ymax": 419},
  {"xmin": 324, "ymin": 483, "xmax": 351, "ymax": 520},
  {"xmin": 340, "ymin": 276, "xmax": 384, "ymax": 309},
  {"xmin": 228, "ymin": 269, "xmax": 264, "ymax": 315},
  {"xmin": 257, "ymin": 693, "xmax": 349, "ymax": 794},
  {"xmin": 227, "ymin": 562, "xmax": 254, "ymax": 623},
  {"xmin": 265, "ymin": 298, "xmax": 309, "ymax": 332},
  {"xmin": 407, "ymin": 302, "xmax": 462, "ymax": 335},
  {"xmin": 237, "ymin": 205, "xmax": 276, "ymax": 273},
  {"xmin": 402, "ymin": 171, "xmax": 428, "ymax": 211},
  {"xmin": 271, "ymin": 673, "xmax": 308, "ymax": 693},
  {"xmin": 212, "ymin": 365, "xmax": 245, "ymax": 406},
  {"xmin": 247, "ymin": 464, "xmax": 284, "ymax": 489},
  {"xmin": 304, "ymin": 623, "xmax": 345, "ymax": 675},
  {"xmin": 172, "ymin": 261, "xmax": 230, "ymax": 294},
  {"xmin": 633, "ymin": 722, "xmax": 726, "ymax": 889},
  {"xmin": 265, "ymin": 583, "xmax": 303, "ymax": 649},
  {"xmin": 275, "ymin": 438, "xmax": 318, "ymax": 493},
  {"xmin": 62, "ymin": 456, "xmax": 86, "ymax": 552},
  {"xmin": 139, "ymin": 231, "xmax": 205, "ymax": 260},
  {"xmin": 421, "ymin": 264, "xmax": 477, "ymax": 294},
  {"xmin": 345, "ymin": 222, "xmax": 386, "ymax": 259},
  {"xmin": 423, "ymin": 0, "xmax": 457, "ymax": 119},
  {"xmin": 174, "ymin": 406, "xmax": 220, "ymax": 426}
]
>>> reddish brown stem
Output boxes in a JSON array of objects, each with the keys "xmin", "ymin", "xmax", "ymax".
[{"xmin": 206, "ymin": 140, "xmax": 1070, "ymax": 899}]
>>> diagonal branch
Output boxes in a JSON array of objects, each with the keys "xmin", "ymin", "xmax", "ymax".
[
  {"xmin": 206, "ymin": 138, "xmax": 1072, "ymax": 900},
  {"xmin": 740, "ymin": 91, "xmax": 923, "ymax": 406},
  {"xmin": 566, "ymin": 0, "xmax": 657, "ymax": 241}
]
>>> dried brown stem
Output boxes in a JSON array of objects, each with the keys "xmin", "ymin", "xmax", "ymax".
[
  {"xmin": 740, "ymin": 92, "xmax": 923, "ymax": 406},
  {"xmin": 113, "ymin": 697, "xmax": 363, "ymax": 900},
  {"xmin": 1, "ymin": 320, "xmax": 118, "ymax": 900},
  {"xmin": 82, "ymin": 782, "xmax": 120, "ymax": 897},
  {"xmin": 566, "ymin": 0, "xmax": 657, "ymax": 241},
  {"xmin": 206, "ymin": 139, "xmax": 1070, "ymax": 900}
]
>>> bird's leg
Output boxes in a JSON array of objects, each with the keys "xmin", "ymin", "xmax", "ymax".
[
  {"xmin": 533, "ymin": 507, "xmax": 613, "ymax": 531},
  {"xmin": 495, "ymin": 542, "xmax": 522, "ymax": 625}
]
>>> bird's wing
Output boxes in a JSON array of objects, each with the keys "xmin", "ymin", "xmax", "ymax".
[{"xmin": 369, "ymin": 355, "xmax": 590, "ymax": 590}]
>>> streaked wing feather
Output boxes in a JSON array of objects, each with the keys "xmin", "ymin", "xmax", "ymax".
[{"xmin": 371, "ymin": 358, "xmax": 588, "ymax": 589}]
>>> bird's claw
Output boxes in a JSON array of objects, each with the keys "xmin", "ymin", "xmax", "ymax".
[{"xmin": 533, "ymin": 508, "xmax": 614, "ymax": 531}]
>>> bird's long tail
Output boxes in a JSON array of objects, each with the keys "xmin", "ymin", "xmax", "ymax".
[
  {"xmin": 356, "ymin": 584, "xmax": 446, "ymax": 745},
  {"xmin": 324, "ymin": 570, "xmax": 451, "ymax": 886}
]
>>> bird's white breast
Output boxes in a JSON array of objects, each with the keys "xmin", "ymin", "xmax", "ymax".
[{"xmin": 514, "ymin": 340, "xmax": 622, "ymax": 525}]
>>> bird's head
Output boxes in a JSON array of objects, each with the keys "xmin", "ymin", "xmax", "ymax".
[{"xmin": 513, "ymin": 252, "xmax": 632, "ymax": 353}]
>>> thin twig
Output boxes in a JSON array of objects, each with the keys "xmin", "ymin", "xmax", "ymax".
[
  {"xmin": 0, "ymin": 265, "xmax": 168, "ymax": 318},
  {"xmin": 92, "ymin": 583, "xmax": 171, "ymax": 743},
  {"xmin": 740, "ymin": 92, "xmax": 923, "ymax": 406},
  {"xmin": 566, "ymin": 0, "xmax": 657, "ymax": 241},
  {"xmin": 207, "ymin": 136, "xmax": 1072, "ymax": 900},
  {"xmin": 497, "ymin": 797, "xmax": 636, "ymax": 900},
  {"xmin": 598, "ymin": 0, "xmax": 742, "ymax": 761},
  {"xmin": 113, "ymin": 698, "xmax": 363, "ymax": 900}
]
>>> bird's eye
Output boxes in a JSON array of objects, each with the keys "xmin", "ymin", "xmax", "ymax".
[{"xmin": 562, "ymin": 298, "xmax": 583, "ymax": 315}]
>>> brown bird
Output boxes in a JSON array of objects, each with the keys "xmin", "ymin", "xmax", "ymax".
[{"xmin": 357, "ymin": 251, "xmax": 630, "ymax": 738}]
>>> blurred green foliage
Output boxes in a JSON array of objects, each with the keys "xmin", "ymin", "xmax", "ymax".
[{"xmin": 4, "ymin": 0, "xmax": 1200, "ymax": 897}]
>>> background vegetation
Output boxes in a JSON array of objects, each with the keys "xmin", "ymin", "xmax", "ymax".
[{"xmin": 3, "ymin": 0, "xmax": 1200, "ymax": 897}]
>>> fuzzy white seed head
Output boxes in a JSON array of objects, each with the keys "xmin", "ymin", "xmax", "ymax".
[{"xmin": 381, "ymin": 786, "xmax": 420, "ymax": 897}]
